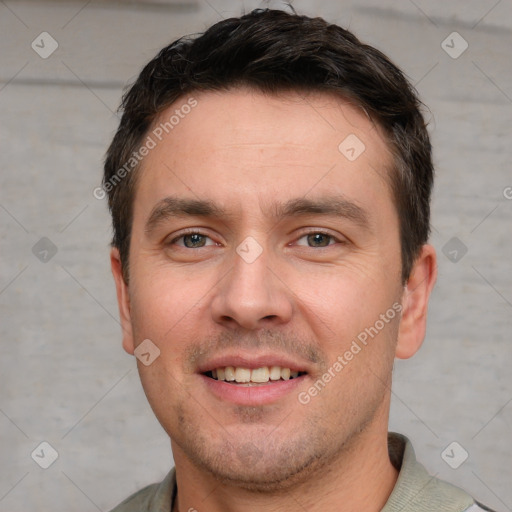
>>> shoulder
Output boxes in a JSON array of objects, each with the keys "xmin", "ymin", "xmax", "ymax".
[
  {"xmin": 109, "ymin": 482, "xmax": 160, "ymax": 512},
  {"xmin": 108, "ymin": 469, "xmax": 176, "ymax": 512}
]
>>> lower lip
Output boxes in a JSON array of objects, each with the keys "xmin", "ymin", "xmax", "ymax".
[{"xmin": 200, "ymin": 374, "xmax": 307, "ymax": 406}]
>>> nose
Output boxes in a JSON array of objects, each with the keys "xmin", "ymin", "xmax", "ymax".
[{"xmin": 210, "ymin": 243, "xmax": 293, "ymax": 330}]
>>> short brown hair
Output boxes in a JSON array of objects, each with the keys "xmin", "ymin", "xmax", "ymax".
[{"xmin": 103, "ymin": 8, "xmax": 433, "ymax": 284}]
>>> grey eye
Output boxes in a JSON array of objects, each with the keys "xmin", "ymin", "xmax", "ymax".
[
  {"xmin": 306, "ymin": 233, "xmax": 333, "ymax": 247},
  {"xmin": 183, "ymin": 234, "xmax": 207, "ymax": 248}
]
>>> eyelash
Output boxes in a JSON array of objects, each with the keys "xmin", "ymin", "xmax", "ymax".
[{"xmin": 168, "ymin": 229, "xmax": 343, "ymax": 248}]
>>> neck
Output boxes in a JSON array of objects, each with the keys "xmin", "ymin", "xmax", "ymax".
[{"xmin": 171, "ymin": 409, "xmax": 398, "ymax": 512}]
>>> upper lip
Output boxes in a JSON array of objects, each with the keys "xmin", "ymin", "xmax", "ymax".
[{"xmin": 197, "ymin": 352, "xmax": 312, "ymax": 374}]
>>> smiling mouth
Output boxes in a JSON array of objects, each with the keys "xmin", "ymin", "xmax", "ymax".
[{"xmin": 203, "ymin": 366, "xmax": 307, "ymax": 386}]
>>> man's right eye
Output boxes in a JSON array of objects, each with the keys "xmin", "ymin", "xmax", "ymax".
[{"xmin": 170, "ymin": 232, "xmax": 216, "ymax": 248}]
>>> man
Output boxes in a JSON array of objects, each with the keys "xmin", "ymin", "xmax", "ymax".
[{"xmin": 103, "ymin": 8, "xmax": 494, "ymax": 512}]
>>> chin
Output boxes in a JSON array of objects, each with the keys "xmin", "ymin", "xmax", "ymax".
[
  {"xmin": 174, "ymin": 421, "xmax": 338, "ymax": 493},
  {"xmin": 205, "ymin": 448, "xmax": 324, "ymax": 493}
]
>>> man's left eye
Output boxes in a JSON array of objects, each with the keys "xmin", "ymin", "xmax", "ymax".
[{"xmin": 295, "ymin": 232, "xmax": 338, "ymax": 248}]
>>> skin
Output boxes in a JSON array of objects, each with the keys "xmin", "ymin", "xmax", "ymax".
[{"xmin": 111, "ymin": 88, "xmax": 437, "ymax": 512}]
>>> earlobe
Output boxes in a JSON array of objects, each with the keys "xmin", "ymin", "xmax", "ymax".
[
  {"xmin": 395, "ymin": 244, "xmax": 437, "ymax": 360},
  {"xmin": 110, "ymin": 248, "xmax": 135, "ymax": 355}
]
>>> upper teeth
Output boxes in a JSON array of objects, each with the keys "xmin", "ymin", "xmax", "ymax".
[{"xmin": 212, "ymin": 366, "xmax": 299, "ymax": 383}]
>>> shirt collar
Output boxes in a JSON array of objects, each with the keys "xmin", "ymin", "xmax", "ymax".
[{"xmin": 382, "ymin": 433, "xmax": 473, "ymax": 512}]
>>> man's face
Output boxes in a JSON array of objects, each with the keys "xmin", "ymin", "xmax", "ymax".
[{"xmin": 115, "ymin": 88, "xmax": 407, "ymax": 489}]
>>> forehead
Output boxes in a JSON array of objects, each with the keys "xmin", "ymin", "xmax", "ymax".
[{"xmin": 134, "ymin": 87, "xmax": 395, "ymax": 222}]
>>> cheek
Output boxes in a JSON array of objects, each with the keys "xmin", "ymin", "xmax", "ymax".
[
  {"xmin": 291, "ymin": 263, "xmax": 397, "ymax": 336},
  {"xmin": 128, "ymin": 264, "xmax": 216, "ymax": 351}
]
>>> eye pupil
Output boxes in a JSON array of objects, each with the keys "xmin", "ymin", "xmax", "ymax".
[
  {"xmin": 308, "ymin": 233, "xmax": 330, "ymax": 247},
  {"xmin": 184, "ymin": 234, "xmax": 206, "ymax": 248}
]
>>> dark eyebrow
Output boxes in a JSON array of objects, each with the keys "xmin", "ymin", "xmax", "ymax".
[
  {"xmin": 145, "ymin": 194, "xmax": 371, "ymax": 235},
  {"xmin": 145, "ymin": 197, "xmax": 228, "ymax": 234},
  {"xmin": 274, "ymin": 196, "xmax": 370, "ymax": 229}
]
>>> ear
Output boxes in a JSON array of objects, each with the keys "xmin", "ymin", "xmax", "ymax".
[
  {"xmin": 395, "ymin": 244, "xmax": 437, "ymax": 359},
  {"xmin": 110, "ymin": 247, "xmax": 135, "ymax": 355}
]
